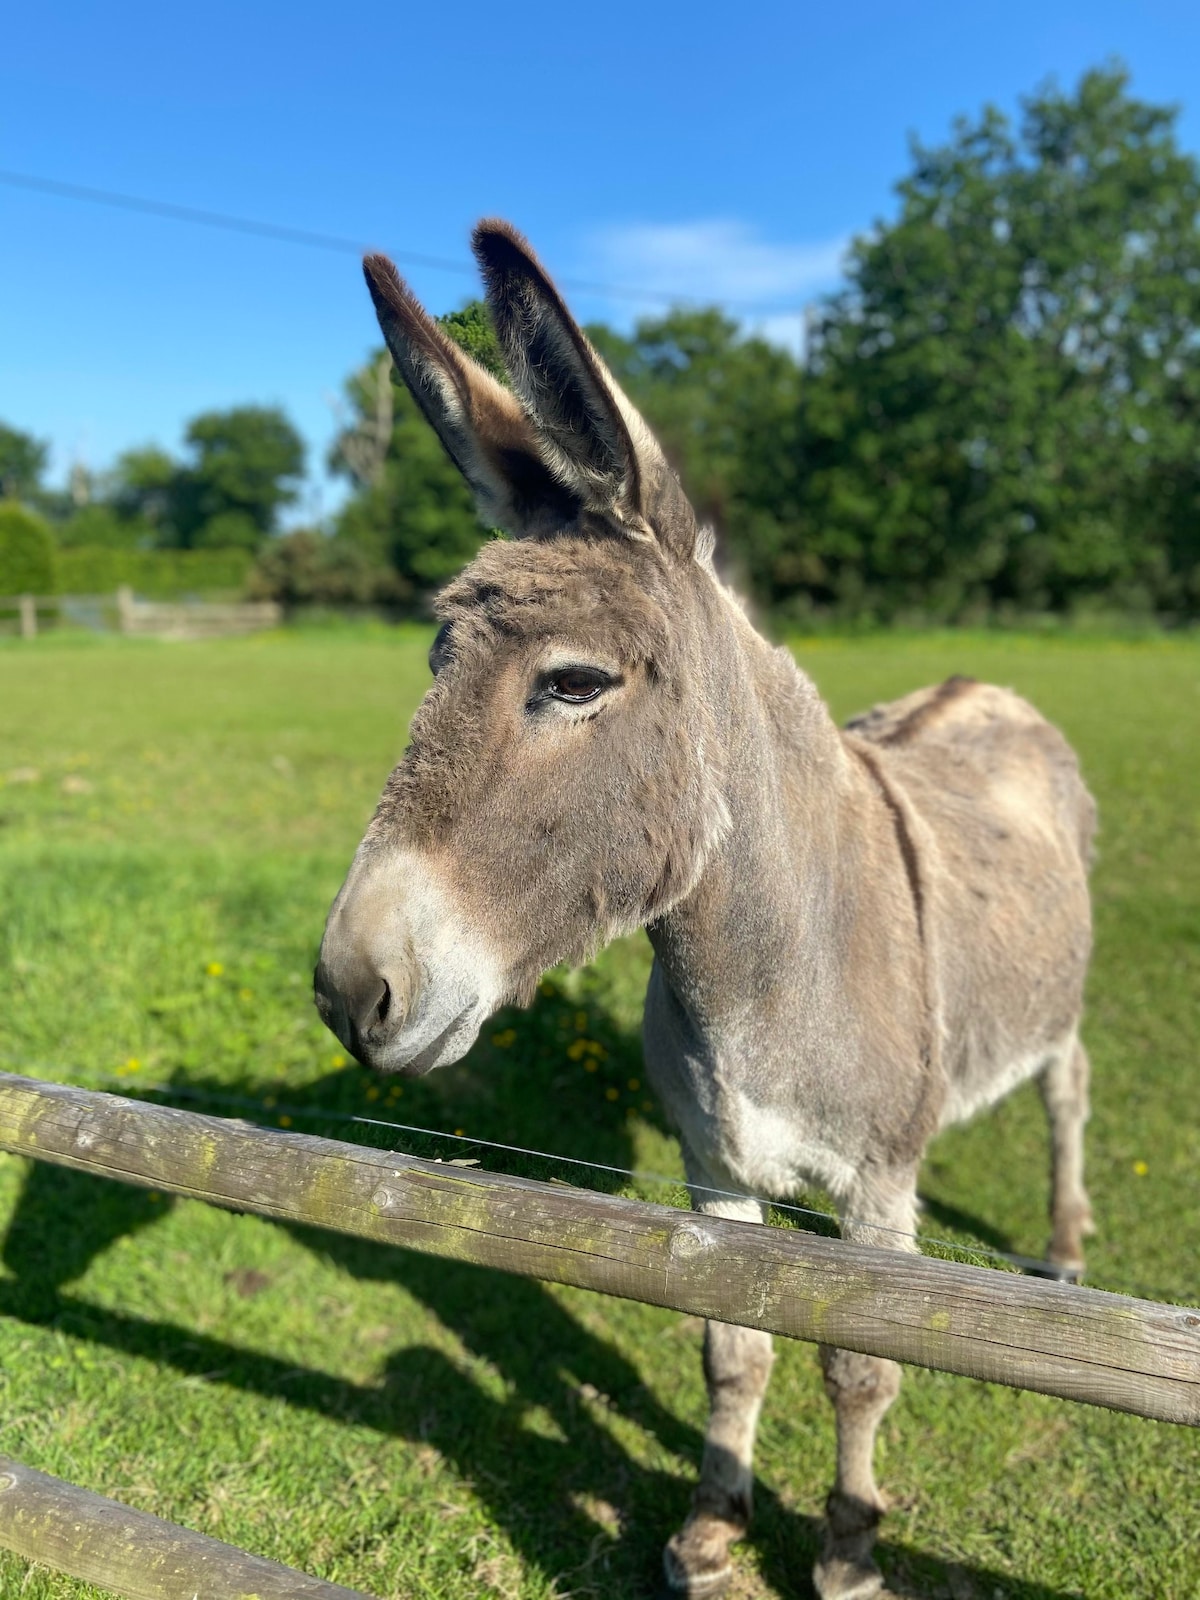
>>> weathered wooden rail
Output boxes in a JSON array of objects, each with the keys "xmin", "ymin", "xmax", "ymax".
[
  {"xmin": 0, "ymin": 1455, "xmax": 376, "ymax": 1599},
  {"xmin": 1, "ymin": 1073, "xmax": 1197, "ymax": 1427}
]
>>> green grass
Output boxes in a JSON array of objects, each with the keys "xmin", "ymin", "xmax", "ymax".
[{"xmin": 0, "ymin": 627, "xmax": 1196, "ymax": 1600}]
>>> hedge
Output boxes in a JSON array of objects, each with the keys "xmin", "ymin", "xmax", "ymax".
[
  {"xmin": 0, "ymin": 503, "xmax": 58, "ymax": 595},
  {"xmin": 55, "ymin": 546, "xmax": 253, "ymax": 598}
]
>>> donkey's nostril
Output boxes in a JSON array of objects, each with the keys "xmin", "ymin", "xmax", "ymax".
[{"xmin": 374, "ymin": 980, "xmax": 392, "ymax": 1029}]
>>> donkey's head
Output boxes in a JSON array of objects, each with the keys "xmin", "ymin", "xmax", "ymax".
[{"xmin": 314, "ymin": 222, "xmax": 731, "ymax": 1073}]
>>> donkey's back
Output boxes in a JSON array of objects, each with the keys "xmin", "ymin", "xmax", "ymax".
[{"xmin": 847, "ymin": 674, "xmax": 1095, "ymax": 1132}]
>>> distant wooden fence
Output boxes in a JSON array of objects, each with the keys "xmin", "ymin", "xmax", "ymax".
[
  {"xmin": 0, "ymin": 587, "xmax": 280, "ymax": 640},
  {"xmin": 0, "ymin": 1071, "xmax": 1196, "ymax": 1596}
]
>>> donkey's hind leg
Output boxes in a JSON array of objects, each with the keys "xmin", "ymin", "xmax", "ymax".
[
  {"xmin": 1039, "ymin": 1035, "xmax": 1095, "ymax": 1279},
  {"xmin": 663, "ymin": 1187, "xmax": 774, "ymax": 1599},
  {"xmin": 813, "ymin": 1177, "xmax": 917, "ymax": 1600}
]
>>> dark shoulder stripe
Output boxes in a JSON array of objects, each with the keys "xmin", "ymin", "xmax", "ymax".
[{"xmin": 877, "ymin": 674, "xmax": 979, "ymax": 747}]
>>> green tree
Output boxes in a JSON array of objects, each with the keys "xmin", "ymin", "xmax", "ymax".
[
  {"xmin": 440, "ymin": 300, "xmax": 507, "ymax": 381},
  {"xmin": 109, "ymin": 447, "xmax": 178, "ymax": 537},
  {"xmin": 0, "ymin": 503, "xmax": 58, "ymax": 594},
  {"xmin": 788, "ymin": 66, "xmax": 1200, "ymax": 619},
  {"xmin": 590, "ymin": 309, "xmax": 803, "ymax": 593},
  {"xmin": 56, "ymin": 503, "xmax": 151, "ymax": 551},
  {"xmin": 0, "ymin": 424, "xmax": 49, "ymax": 503},
  {"xmin": 248, "ymin": 528, "xmax": 409, "ymax": 607},
  {"xmin": 169, "ymin": 406, "xmax": 306, "ymax": 549}
]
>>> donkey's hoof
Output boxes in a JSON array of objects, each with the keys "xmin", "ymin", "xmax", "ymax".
[
  {"xmin": 1033, "ymin": 1257, "xmax": 1085, "ymax": 1285},
  {"xmin": 815, "ymin": 1491, "xmax": 887, "ymax": 1599},
  {"xmin": 812, "ymin": 1553, "xmax": 887, "ymax": 1600},
  {"xmin": 661, "ymin": 1516, "xmax": 739, "ymax": 1598}
]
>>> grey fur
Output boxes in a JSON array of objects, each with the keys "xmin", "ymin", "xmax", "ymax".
[{"xmin": 316, "ymin": 226, "xmax": 1096, "ymax": 1600}]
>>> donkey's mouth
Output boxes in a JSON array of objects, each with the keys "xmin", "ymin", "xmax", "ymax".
[{"xmin": 379, "ymin": 1001, "xmax": 485, "ymax": 1077}]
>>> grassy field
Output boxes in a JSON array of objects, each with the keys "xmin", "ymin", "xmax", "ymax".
[{"xmin": 0, "ymin": 626, "xmax": 1196, "ymax": 1600}]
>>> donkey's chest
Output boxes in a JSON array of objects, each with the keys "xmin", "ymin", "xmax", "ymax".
[
  {"xmin": 643, "ymin": 966, "xmax": 860, "ymax": 1202},
  {"xmin": 704, "ymin": 1086, "xmax": 860, "ymax": 1203}
]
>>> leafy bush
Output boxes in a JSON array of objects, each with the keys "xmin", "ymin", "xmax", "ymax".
[
  {"xmin": 0, "ymin": 502, "xmax": 57, "ymax": 595},
  {"xmin": 56, "ymin": 504, "xmax": 150, "ymax": 550},
  {"xmin": 194, "ymin": 510, "xmax": 262, "ymax": 551},
  {"xmin": 247, "ymin": 529, "xmax": 411, "ymax": 608}
]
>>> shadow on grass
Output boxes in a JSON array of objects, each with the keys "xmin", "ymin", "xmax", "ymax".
[
  {"xmin": 0, "ymin": 981, "xmax": 1083, "ymax": 1600},
  {"xmin": 916, "ymin": 1195, "xmax": 1018, "ymax": 1258},
  {"xmin": 0, "ymin": 1262, "xmax": 1080, "ymax": 1600}
]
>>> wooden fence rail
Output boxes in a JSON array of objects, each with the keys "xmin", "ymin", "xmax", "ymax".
[
  {"xmin": 0, "ymin": 589, "xmax": 280, "ymax": 639},
  {"xmin": 1, "ymin": 1072, "xmax": 1197, "ymax": 1427},
  {"xmin": 0, "ymin": 1455, "xmax": 376, "ymax": 1600}
]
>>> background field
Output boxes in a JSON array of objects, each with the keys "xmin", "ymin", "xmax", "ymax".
[{"xmin": 0, "ymin": 627, "xmax": 1196, "ymax": 1599}]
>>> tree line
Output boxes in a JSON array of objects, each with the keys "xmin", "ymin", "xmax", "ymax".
[{"xmin": 3, "ymin": 68, "xmax": 1198, "ymax": 621}]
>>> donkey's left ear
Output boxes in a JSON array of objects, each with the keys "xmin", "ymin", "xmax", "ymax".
[{"xmin": 472, "ymin": 220, "xmax": 695, "ymax": 557}]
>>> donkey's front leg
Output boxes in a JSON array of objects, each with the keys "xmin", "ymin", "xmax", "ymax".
[
  {"xmin": 664, "ymin": 1186, "xmax": 774, "ymax": 1599},
  {"xmin": 813, "ymin": 1180, "xmax": 917, "ymax": 1600}
]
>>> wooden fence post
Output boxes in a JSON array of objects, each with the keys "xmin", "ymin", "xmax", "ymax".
[
  {"xmin": 115, "ymin": 583, "xmax": 135, "ymax": 634},
  {"xmin": 17, "ymin": 595, "xmax": 36, "ymax": 640}
]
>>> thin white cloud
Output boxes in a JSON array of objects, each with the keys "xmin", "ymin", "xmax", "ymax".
[{"xmin": 584, "ymin": 218, "xmax": 848, "ymax": 313}]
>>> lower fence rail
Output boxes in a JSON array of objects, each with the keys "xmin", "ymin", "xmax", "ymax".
[{"xmin": 0, "ymin": 1454, "xmax": 376, "ymax": 1600}]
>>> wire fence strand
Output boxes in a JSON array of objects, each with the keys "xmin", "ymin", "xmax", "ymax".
[
  {"xmin": 40, "ymin": 1074, "xmax": 1100, "ymax": 1281},
  {"xmin": 1, "ymin": 1056, "xmax": 1186, "ymax": 1305}
]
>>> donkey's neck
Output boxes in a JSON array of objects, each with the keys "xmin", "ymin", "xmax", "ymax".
[{"xmin": 648, "ymin": 591, "xmax": 859, "ymax": 1035}]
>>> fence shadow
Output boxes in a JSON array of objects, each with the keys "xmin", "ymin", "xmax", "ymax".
[{"xmin": 0, "ymin": 1255, "xmax": 1081, "ymax": 1600}]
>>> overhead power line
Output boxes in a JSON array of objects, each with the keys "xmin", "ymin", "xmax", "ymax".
[{"xmin": 0, "ymin": 166, "xmax": 812, "ymax": 317}]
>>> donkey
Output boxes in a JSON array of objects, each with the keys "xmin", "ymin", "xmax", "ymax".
[{"xmin": 314, "ymin": 221, "xmax": 1096, "ymax": 1599}]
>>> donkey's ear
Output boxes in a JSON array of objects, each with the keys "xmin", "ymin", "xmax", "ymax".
[
  {"xmin": 472, "ymin": 221, "xmax": 694, "ymax": 554},
  {"xmin": 362, "ymin": 254, "xmax": 582, "ymax": 537}
]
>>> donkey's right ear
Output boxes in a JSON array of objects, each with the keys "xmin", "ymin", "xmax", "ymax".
[{"xmin": 362, "ymin": 254, "xmax": 582, "ymax": 537}]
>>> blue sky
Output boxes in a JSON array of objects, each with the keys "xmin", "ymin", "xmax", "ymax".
[{"xmin": 3, "ymin": 1, "xmax": 1199, "ymax": 519}]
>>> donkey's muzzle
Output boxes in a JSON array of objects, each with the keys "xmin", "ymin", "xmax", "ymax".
[
  {"xmin": 313, "ymin": 952, "xmax": 403, "ymax": 1068},
  {"xmin": 313, "ymin": 845, "xmax": 499, "ymax": 1075}
]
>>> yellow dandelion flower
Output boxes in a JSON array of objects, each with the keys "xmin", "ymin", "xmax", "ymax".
[
  {"xmin": 331, "ymin": 1054, "xmax": 346, "ymax": 1068},
  {"xmin": 566, "ymin": 1039, "xmax": 587, "ymax": 1061},
  {"xmin": 205, "ymin": 961, "xmax": 224, "ymax": 977},
  {"xmin": 605, "ymin": 1086, "xmax": 619, "ymax": 1102},
  {"xmin": 454, "ymin": 1128, "xmax": 464, "ymax": 1137},
  {"xmin": 575, "ymin": 1011, "xmax": 588, "ymax": 1032},
  {"xmin": 491, "ymin": 1028, "xmax": 517, "ymax": 1048},
  {"xmin": 584, "ymin": 1060, "xmax": 599, "ymax": 1073},
  {"xmin": 627, "ymin": 1078, "xmax": 640, "ymax": 1091},
  {"xmin": 584, "ymin": 1040, "xmax": 606, "ymax": 1059},
  {"xmin": 239, "ymin": 987, "xmax": 253, "ymax": 1001},
  {"xmin": 279, "ymin": 1115, "xmax": 292, "ymax": 1128},
  {"xmin": 365, "ymin": 1086, "xmax": 380, "ymax": 1101},
  {"xmin": 1133, "ymin": 1159, "xmax": 1148, "ymax": 1177}
]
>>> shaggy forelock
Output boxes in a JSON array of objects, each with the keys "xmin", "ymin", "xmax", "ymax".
[{"xmin": 434, "ymin": 535, "xmax": 676, "ymax": 666}]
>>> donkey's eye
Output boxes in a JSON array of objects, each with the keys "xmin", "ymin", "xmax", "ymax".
[
  {"xmin": 429, "ymin": 622, "xmax": 453, "ymax": 676},
  {"xmin": 546, "ymin": 667, "xmax": 611, "ymax": 704}
]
